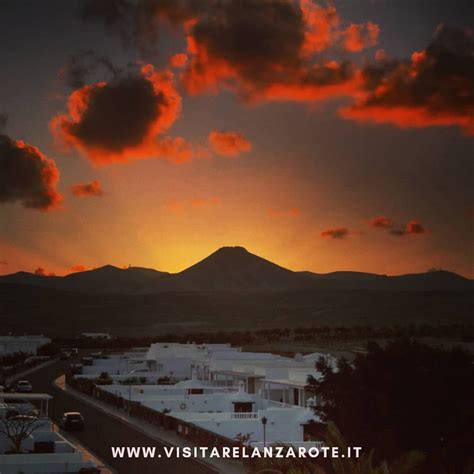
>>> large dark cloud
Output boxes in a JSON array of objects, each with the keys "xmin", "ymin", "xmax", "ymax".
[
  {"xmin": 181, "ymin": 0, "xmax": 359, "ymax": 101},
  {"xmin": 0, "ymin": 134, "xmax": 62, "ymax": 210},
  {"xmin": 341, "ymin": 25, "xmax": 474, "ymax": 134},
  {"xmin": 51, "ymin": 64, "xmax": 183, "ymax": 163},
  {"xmin": 81, "ymin": 0, "xmax": 373, "ymax": 102}
]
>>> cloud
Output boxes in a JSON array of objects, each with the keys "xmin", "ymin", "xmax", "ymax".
[
  {"xmin": 342, "ymin": 22, "xmax": 379, "ymax": 53},
  {"xmin": 51, "ymin": 64, "xmax": 183, "ymax": 164},
  {"xmin": 80, "ymin": 1, "xmax": 381, "ymax": 105},
  {"xmin": 80, "ymin": 0, "xmax": 195, "ymax": 57},
  {"xmin": 340, "ymin": 25, "xmax": 474, "ymax": 135},
  {"xmin": 59, "ymin": 50, "xmax": 117, "ymax": 89},
  {"xmin": 71, "ymin": 180, "xmax": 104, "ymax": 197},
  {"xmin": 181, "ymin": 0, "xmax": 361, "ymax": 102},
  {"xmin": 34, "ymin": 267, "xmax": 56, "ymax": 277},
  {"xmin": 321, "ymin": 227, "xmax": 350, "ymax": 239},
  {"xmin": 208, "ymin": 130, "xmax": 252, "ymax": 157},
  {"xmin": 0, "ymin": 134, "xmax": 62, "ymax": 210},
  {"xmin": 390, "ymin": 219, "xmax": 427, "ymax": 237},
  {"xmin": 166, "ymin": 196, "xmax": 221, "ymax": 213},
  {"xmin": 69, "ymin": 264, "xmax": 87, "ymax": 273},
  {"xmin": 370, "ymin": 215, "xmax": 395, "ymax": 229},
  {"xmin": 169, "ymin": 53, "xmax": 188, "ymax": 68},
  {"xmin": 267, "ymin": 207, "xmax": 301, "ymax": 218}
]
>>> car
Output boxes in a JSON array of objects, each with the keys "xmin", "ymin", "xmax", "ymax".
[
  {"xmin": 60, "ymin": 411, "xmax": 84, "ymax": 431},
  {"xmin": 15, "ymin": 380, "xmax": 32, "ymax": 393}
]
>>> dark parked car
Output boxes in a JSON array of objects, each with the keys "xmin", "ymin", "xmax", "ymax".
[
  {"xmin": 60, "ymin": 411, "xmax": 84, "ymax": 431},
  {"xmin": 15, "ymin": 380, "xmax": 32, "ymax": 393}
]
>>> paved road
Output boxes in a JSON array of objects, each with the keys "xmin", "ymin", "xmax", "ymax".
[{"xmin": 24, "ymin": 359, "xmax": 216, "ymax": 474}]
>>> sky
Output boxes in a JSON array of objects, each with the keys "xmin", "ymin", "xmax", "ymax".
[{"xmin": 0, "ymin": 0, "xmax": 473, "ymax": 278}]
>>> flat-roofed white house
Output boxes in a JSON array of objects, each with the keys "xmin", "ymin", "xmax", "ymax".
[{"xmin": 74, "ymin": 342, "xmax": 332, "ymax": 451}]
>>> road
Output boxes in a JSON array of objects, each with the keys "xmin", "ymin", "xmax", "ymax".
[{"xmin": 24, "ymin": 359, "xmax": 216, "ymax": 474}]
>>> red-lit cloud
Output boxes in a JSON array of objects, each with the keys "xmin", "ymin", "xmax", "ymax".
[
  {"xmin": 80, "ymin": 0, "xmax": 380, "ymax": 105},
  {"xmin": 180, "ymin": 0, "xmax": 363, "ymax": 103},
  {"xmin": 71, "ymin": 180, "xmax": 103, "ymax": 197},
  {"xmin": 0, "ymin": 134, "xmax": 62, "ymax": 211},
  {"xmin": 321, "ymin": 227, "xmax": 350, "ymax": 239},
  {"xmin": 371, "ymin": 215, "xmax": 395, "ymax": 229},
  {"xmin": 169, "ymin": 53, "xmax": 188, "ymax": 68},
  {"xmin": 340, "ymin": 25, "xmax": 474, "ymax": 135},
  {"xmin": 267, "ymin": 207, "xmax": 301, "ymax": 218},
  {"xmin": 166, "ymin": 196, "xmax": 221, "ymax": 213},
  {"xmin": 342, "ymin": 22, "xmax": 379, "ymax": 52},
  {"xmin": 390, "ymin": 219, "xmax": 427, "ymax": 237},
  {"xmin": 51, "ymin": 64, "xmax": 184, "ymax": 164},
  {"xmin": 208, "ymin": 131, "xmax": 252, "ymax": 157},
  {"xmin": 69, "ymin": 264, "xmax": 87, "ymax": 273}
]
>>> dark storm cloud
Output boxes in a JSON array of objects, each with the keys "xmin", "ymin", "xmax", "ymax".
[
  {"xmin": 0, "ymin": 134, "xmax": 62, "ymax": 210},
  {"xmin": 80, "ymin": 0, "xmax": 360, "ymax": 101},
  {"xmin": 181, "ymin": 0, "xmax": 358, "ymax": 100},
  {"xmin": 342, "ymin": 25, "xmax": 474, "ymax": 134},
  {"xmin": 66, "ymin": 75, "xmax": 159, "ymax": 151},
  {"xmin": 59, "ymin": 50, "xmax": 117, "ymax": 89},
  {"xmin": 51, "ymin": 64, "xmax": 183, "ymax": 163},
  {"xmin": 191, "ymin": 0, "xmax": 305, "ymax": 82}
]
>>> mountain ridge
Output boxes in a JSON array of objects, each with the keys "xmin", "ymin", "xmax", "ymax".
[{"xmin": 0, "ymin": 246, "xmax": 471, "ymax": 293}]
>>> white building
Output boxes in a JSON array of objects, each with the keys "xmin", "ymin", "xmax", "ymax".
[
  {"xmin": 0, "ymin": 335, "xmax": 51, "ymax": 356},
  {"xmin": 76, "ymin": 342, "xmax": 332, "ymax": 449}
]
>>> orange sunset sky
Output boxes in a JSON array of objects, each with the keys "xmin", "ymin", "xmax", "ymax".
[{"xmin": 0, "ymin": 0, "xmax": 473, "ymax": 278}]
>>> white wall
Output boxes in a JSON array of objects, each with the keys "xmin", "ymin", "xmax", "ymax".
[{"xmin": 187, "ymin": 408, "xmax": 311, "ymax": 444}]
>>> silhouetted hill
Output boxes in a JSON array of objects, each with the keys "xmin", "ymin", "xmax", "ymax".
[
  {"xmin": 0, "ymin": 265, "xmax": 167, "ymax": 293},
  {"xmin": 165, "ymin": 246, "xmax": 311, "ymax": 291},
  {"xmin": 0, "ymin": 246, "xmax": 471, "ymax": 293}
]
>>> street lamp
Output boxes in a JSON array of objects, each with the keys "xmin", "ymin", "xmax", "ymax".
[
  {"xmin": 261, "ymin": 416, "xmax": 268, "ymax": 448},
  {"xmin": 125, "ymin": 359, "xmax": 132, "ymax": 415}
]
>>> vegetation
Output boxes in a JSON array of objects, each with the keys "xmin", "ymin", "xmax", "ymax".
[
  {"xmin": 47, "ymin": 323, "xmax": 474, "ymax": 349},
  {"xmin": 2, "ymin": 282, "xmax": 472, "ymax": 335},
  {"xmin": 94, "ymin": 371, "xmax": 113, "ymax": 385},
  {"xmin": 246, "ymin": 424, "xmax": 425, "ymax": 474},
  {"xmin": 307, "ymin": 340, "xmax": 474, "ymax": 473},
  {"xmin": 0, "ymin": 414, "xmax": 43, "ymax": 453}
]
